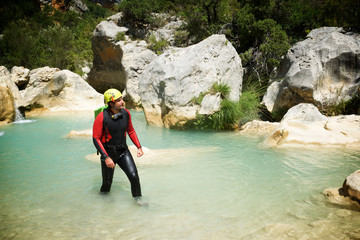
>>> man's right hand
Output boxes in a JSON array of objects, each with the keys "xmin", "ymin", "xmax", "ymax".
[{"xmin": 105, "ymin": 157, "xmax": 115, "ymax": 169}]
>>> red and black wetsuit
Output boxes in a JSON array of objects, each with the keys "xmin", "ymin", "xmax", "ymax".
[{"xmin": 92, "ymin": 108, "xmax": 142, "ymax": 196}]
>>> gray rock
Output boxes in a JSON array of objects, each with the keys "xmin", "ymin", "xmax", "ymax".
[
  {"xmin": 20, "ymin": 67, "xmax": 103, "ymax": 112},
  {"xmin": 342, "ymin": 169, "xmax": 360, "ymax": 203},
  {"xmin": 262, "ymin": 27, "xmax": 360, "ymax": 113},
  {"xmin": 199, "ymin": 93, "xmax": 221, "ymax": 115},
  {"xmin": 139, "ymin": 34, "xmax": 243, "ymax": 128},
  {"xmin": 120, "ymin": 40, "xmax": 157, "ymax": 107},
  {"xmin": 11, "ymin": 66, "xmax": 29, "ymax": 89}
]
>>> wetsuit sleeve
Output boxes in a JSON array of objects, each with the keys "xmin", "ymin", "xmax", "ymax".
[
  {"xmin": 125, "ymin": 109, "xmax": 141, "ymax": 149},
  {"xmin": 92, "ymin": 112, "xmax": 109, "ymax": 160}
]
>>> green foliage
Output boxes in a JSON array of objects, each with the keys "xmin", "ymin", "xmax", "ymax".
[
  {"xmin": 191, "ymin": 89, "xmax": 262, "ymax": 130},
  {"xmin": 39, "ymin": 26, "xmax": 74, "ymax": 69},
  {"xmin": 1, "ymin": 20, "xmax": 42, "ymax": 68},
  {"xmin": 191, "ymin": 82, "xmax": 230, "ymax": 106},
  {"xmin": 115, "ymin": 32, "xmax": 126, "ymax": 42},
  {"xmin": 189, "ymin": 81, "xmax": 262, "ymax": 130},
  {"xmin": 253, "ymin": 19, "xmax": 291, "ymax": 73},
  {"xmin": 147, "ymin": 35, "xmax": 169, "ymax": 55},
  {"xmin": 0, "ymin": 0, "xmax": 113, "ymax": 72},
  {"xmin": 320, "ymin": 92, "xmax": 360, "ymax": 116},
  {"xmin": 118, "ymin": 0, "xmax": 155, "ymax": 25},
  {"xmin": 210, "ymin": 82, "xmax": 230, "ymax": 99},
  {"xmin": 173, "ymin": 29, "xmax": 189, "ymax": 47}
]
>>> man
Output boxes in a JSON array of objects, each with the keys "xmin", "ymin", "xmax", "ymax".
[{"xmin": 92, "ymin": 88, "xmax": 145, "ymax": 204}]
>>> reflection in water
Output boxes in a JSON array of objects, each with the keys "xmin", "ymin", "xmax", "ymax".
[{"xmin": 0, "ymin": 112, "xmax": 359, "ymax": 239}]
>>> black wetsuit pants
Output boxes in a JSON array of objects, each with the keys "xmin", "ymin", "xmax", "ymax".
[{"xmin": 100, "ymin": 148, "xmax": 142, "ymax": 197}]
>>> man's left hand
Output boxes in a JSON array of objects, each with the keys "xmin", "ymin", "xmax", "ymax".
[{"xmin": 137, "ymin": 147, "xmax": 144, "ymax": 157}]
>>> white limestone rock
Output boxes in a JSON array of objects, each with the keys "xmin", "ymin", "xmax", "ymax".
[
  {"xmin": 139, "ymin": 34, "xmax": 243, "ymax": 128},
  {"xmin": 267, "ymin": 103, "xmax": 360, "ymax": 147},
  {"xmin": 262, "ymin": 27, "xmax": 360, "ymax": 113},
  {"xmin": 20, "ymin": 67, "xmax": 103, "ymax": 112}
]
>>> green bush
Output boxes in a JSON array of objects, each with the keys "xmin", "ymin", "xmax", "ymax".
[
  {"xmin": 189, "ymin": 81, "xmax": 262, "ymax": 130},
  {"xmin": 0, "ymin": 1, "xmax": 113, "ymax": 72},
  {"xmin": 115, "ymin": 32, "xmax": 126, "ymax": 42},
  {"xmin": 210, "ymin": 82, "xmax": 231, "ymax": 99},
  {"xmin": 118, "ymin": 0, "xmax": 154, "ymax": 25},
  {"xmin": 147, "ymin": 35, "xmax": 169, "ymax": 55}
]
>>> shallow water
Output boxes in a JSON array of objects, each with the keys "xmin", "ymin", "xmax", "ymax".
[{"xmin": 0, "ymin": 111, "xmax": 359, "ymax": 240}]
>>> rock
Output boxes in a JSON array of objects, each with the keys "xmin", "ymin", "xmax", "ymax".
[
  {"xmin": 0, "ymin": 86, "xmax": 15, "ymax": 125},
  {"xmin": 238, "ymin": 120, "xmax": 279, "ymax": 135},
  {"xmin": 20, "ymin": 67, "xmax": 103, "ymax": 113},
  {"xmin": 0, "ymin": 66, "xmax": 25, "ymax": 108},
  {"xmin": 148, "ymin": 14, "xmax": 185, "ymax": 46},
  {"xmin": 69, "ymin": 0, "xmax": 89, "ymax": 13},
  {"xmin": 0, "ymin": 66, "xmax": 10, "ymax": 88},
  {"xmin": 86, "ymin": 145, "xmax": 218, "ymax": 166},
  {"xmin": 139, "ymin": 34, "xmax": 243, "ymax": 128},
  {"xmin": 198, "ymin": 93, "xmax": 221, "ymax": 115},
  {"xmin": 267, "ymin": 103, "xmax": 360, "ymax": 147},
  {"xmin": 342, "ymin": 169, "xmax": 360, "ymax": 203},
  {"xmin": 21, "ymin": 66, "xmax": 60, "ymax": 107},
  {"xmin": 10, "ymin": 66, "xmax": 29, "ymax": 89},
  {"xmin": 65, "ymin": 129, "xmax": 92, "ymax": 138},
  {"xmin": 87, "ymin": 20, "xmax": 128, "ymax": 93},
  {"xmin": 262, "ymin": 27, "xmax": 360, "ymax": 114},
  {"xmin": 120, "ymin": 40, "xmax": 157, "ymax": 107},
  {"xmin": 323, "ymin": 188, "xmax": 360, "ymax": 208}
]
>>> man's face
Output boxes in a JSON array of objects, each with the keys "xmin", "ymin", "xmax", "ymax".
[{"xmin": 113, "ymin": 97, "xmax": 124, "ymax": 109}]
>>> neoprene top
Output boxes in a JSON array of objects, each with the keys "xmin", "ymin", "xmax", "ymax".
[{"xmin": 92, "ymin": 108, "xmax": 141, "ymax": 160}]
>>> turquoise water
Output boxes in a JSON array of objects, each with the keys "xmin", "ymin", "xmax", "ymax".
[{"xmin": 0, "ymin": 111, "xmax": 359, "ymax": 240}]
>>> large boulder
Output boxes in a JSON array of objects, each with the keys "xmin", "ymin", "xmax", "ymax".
[
  {"xmin": 87, "ymin": 18, "xmax": 128, "ymax": 93},
  {"xmin": 20, "ymin": 67, "xmax": 103, "ymax": 113},
  {"xmin": 262, "ymin": 27, "xmax": 360, "ymax": 114},
  {"xmin": 267, "ymin": 103, "xmax": 360, "ymax": 147},
  {"xmin": 139, "ymin": 34, "xmax": 243, "ymax": 128},
  {"xmin": 0, "ymin": 86, "xmax": 15, "ymax": 125}
]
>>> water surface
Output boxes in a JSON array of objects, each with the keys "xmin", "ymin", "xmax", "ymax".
[{"xmin": 0, "ymin": 111, "xmax": 359, "ymax": 239}]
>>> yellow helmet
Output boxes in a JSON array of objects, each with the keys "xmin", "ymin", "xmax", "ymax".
[{"xmin": 104, "ymin": 88, "xmax": 122, "ymax": 104}]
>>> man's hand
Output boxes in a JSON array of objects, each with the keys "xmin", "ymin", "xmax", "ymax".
[
  {"xmin": 105, "ymin": 157, "xmax": 115, "ymax": 169},
  {"xmin": 137, "ymin": 147, "xmax": 144, "ymax": 157}
]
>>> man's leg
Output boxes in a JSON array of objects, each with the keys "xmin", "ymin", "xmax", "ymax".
[
  {"xmin": 118, "ymin": 150, "xmax": 142, "ymax": 197},
  {"xmin": 100, "ymin": 160, "xmax": 115, "ymax": 192}
]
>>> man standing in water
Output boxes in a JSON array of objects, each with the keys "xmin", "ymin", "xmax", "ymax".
[{"xmin": 92, "ymin": 88, "xmax": 146, "ymax": 205}]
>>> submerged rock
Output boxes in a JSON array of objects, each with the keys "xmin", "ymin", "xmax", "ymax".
[
  {"xmin": 85, "ymin": 145, "xmax": 218, "ymax": 166},
  {"xmin": 66, "ymin": 129, "xmax": 92, "ymax": 138}
]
